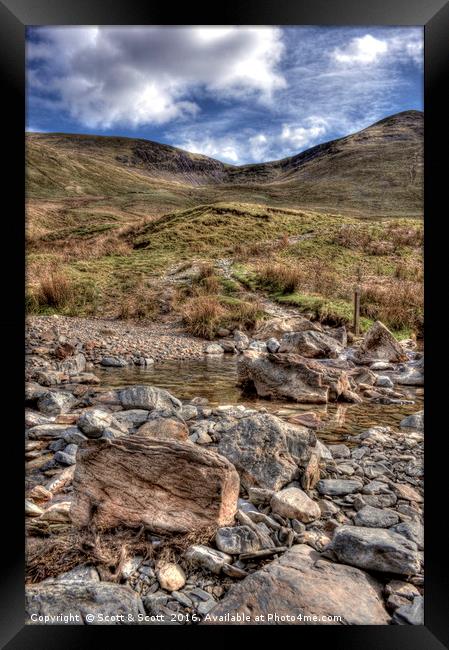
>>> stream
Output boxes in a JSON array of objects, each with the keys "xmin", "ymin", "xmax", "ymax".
[{"xmin": 95, "ymin": 356, "xmax": 423, "ymax": 445}]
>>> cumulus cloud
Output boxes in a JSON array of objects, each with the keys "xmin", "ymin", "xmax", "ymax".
[
  {"xmin": 280, "ymin": 117, "xmax": 329, "ymax": 150},
  {"xmin": 27, "ymin": 26, "xmax": 286, "ymax": 129},
  {"xmin": 332, "ymin": 31, "xmax": 423, "ymax": 67}
]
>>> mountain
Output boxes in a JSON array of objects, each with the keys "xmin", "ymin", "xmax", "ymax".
[{"xmin": 26, "ymin": 110, "xmax": 423, "ymax": 227}]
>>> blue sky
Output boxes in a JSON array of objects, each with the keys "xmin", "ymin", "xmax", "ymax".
[{"xmin": 26, "ymin": 26, "xmax": 423, "ymax": 165}]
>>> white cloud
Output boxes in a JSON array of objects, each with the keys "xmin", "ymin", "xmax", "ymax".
[
  {"xmin": 332, "ymin": 31, "xmax": 423, "ymax": 67},
  {"xmin": 27, "ymin": 26, "xmax": 285, "ymax": 129},
  {"xmin": 333, "ymin": 35, "xmax": 388, "ymax": 65},
  {"xmin": 175, "ymin": 135, "xmax": 240, "ymax": 163},
  {"xmin": 280, "ymin": 117, "xmax": 329, "ymax": 150},
  {"xmin": 248, "ymin": 133, "xmax": 269, "ymax": 160}
]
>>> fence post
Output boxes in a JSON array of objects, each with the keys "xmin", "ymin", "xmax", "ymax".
[{"xmin": 353, "ymin": 287, "xmax": 361, "ymax": 336}]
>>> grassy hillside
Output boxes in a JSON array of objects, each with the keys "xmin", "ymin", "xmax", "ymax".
[
  {"xmin": 26, "ymin": 202, "xmax": 423, "ymax": 336},
  {"xmin": 27, "ymin": 110, "xmax": 423, "ymax": 222}
]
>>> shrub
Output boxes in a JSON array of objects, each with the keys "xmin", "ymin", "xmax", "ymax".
[
  {"xmin": 181, "ymin": 295, "xmax": 227, "ymax": 339},
  {"xmin": 257, "ymin": 262, "xmax": 303, "ymax": 294},
  {"xmin": 34, "ymin": 270, "xmax": 74, "ymax": 309}
]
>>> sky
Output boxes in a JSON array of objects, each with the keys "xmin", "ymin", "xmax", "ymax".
[{"xmin": 26, "ymin": 26, "xmax": 423, "ymax": 165}]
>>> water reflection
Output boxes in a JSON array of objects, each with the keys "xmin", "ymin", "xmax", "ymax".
[{"xmin": 95, "ymin": 357, "xmax": 423, "ymax": 445}]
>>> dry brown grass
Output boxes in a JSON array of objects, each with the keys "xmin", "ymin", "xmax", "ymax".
[
  {"xmin": 26, "ymin": 524, "xmax": 217, "ymax": 584},
  {"xmin": 361, "ymin": 279, "xmax": 423, "ymax": 330},
  {"xmin": 233, "ymin": 234, "xmax": 290, "ymax": 261},
  {"xmin": 257, "ymin": 262, "xmax": 304, "ymax": 294},
  {"xmin": 181, "ymin": 295, "xmax": 227, "ymax": 339}
]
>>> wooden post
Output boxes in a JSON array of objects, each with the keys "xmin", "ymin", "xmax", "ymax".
[{"xmin": 353, "ymin": 287, "xmax": 361, "ymax": 336}]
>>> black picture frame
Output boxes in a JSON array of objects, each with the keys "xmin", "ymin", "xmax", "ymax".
[{"xmin": 1, "ymin": 1, "xmax": 447, "ymax": 647}]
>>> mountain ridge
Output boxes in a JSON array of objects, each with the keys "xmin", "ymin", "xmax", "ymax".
[{"xmin": 26, "ymin": 110, "xmax": 423, "ymax": 217}]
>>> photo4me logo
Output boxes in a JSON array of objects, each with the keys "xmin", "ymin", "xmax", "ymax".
[{"xmin": 203, "ymin": 612, "xmax": 343, "ymax": 623}]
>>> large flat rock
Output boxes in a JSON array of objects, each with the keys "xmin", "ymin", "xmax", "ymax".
[
  {"xmin": 70, "ymin": 436, "xmax": 240, "ymax": 533},
  {"xmin": 203, "ymin": 544, "xmax": 390, "ymax": 625}
]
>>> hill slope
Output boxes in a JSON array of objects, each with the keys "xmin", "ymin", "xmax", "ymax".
[{"xmin": 27, "ymin": 110, "xmax": 423, "ymax": 219}]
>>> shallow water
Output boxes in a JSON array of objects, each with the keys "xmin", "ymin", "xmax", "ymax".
[{"xmin": 96, "ymin": 356, "xmax": 423, "ymax": 445}]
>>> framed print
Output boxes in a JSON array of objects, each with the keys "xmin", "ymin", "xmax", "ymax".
[{"xmin": 0, "ymin": 0, "xmax": 448, "ymax": 647}]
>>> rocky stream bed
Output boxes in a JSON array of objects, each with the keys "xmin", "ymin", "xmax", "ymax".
[{"xmin": 25, "ymin": 315, "xmax": 424, "ymax": 625}]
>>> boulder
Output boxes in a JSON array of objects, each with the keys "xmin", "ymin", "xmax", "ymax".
[
  {"xmin": 203, "ymin": 544, "xmax": 389, "ymax": 625},
  {"xmin": 118, "ymin": 386, "xmax": 181, "ymax": 414},
  {"xmin": 392, "ymin": 596, "xmax": 424, "ymax": 625},
  {"xmin": 215, "ymin": 413, "xmax": 316, "ymax": 491},
  {"xmin": 394, "ymin": 369, "xmax": 424, "ymax": 386},
  {"xmin": 400, "ymin": 411, "xmax": 424, "ymax": 431},
  {"xmin": 391, "ymin": 521, "xmax": 424, "ymax": 550},
  {"xmin": 58, "ymin": 353, "xmax": 86, "ymax": 374},
  {"xmin": 329, "ymin": 526, "xmax": 420, "ymax": 575},
  {"xmin": 254, "ymin": 316, "xmax": 321, "ymax": 340},
  {"xmin": 100, "ymin": 356, "xmax": 128, "ymax": 367},
  {"xmin": 234, "ymin": 330, "xmax": 250, "ymax": 351},
  {"xmin": 70, "ymin": 436, "xmax": 240, "ymax": 534},
  {"xmin": 137, "ymin": 416, "xmax": 188, "ymax": 441},
  {"xmin": 271, "ymin": 487, "xmax": 320, "ymax": 523},
  {"xmin": 266, "ymin": 337, "xmax": 280, "ymax": 353},
  {"xmin": 25, "ymin": 581, "xmax": 144, "ymax": 625},
  {"xmin": 37, "ymin": 391, "xmax": 77, "ymax": 416},
  {"xmin": 353, "ymin": 321, "xmax": 407, "ymax": 364},
  {"xmin": 215, "ymin": 526, "xmax": 261, "ymax": 555},
  {"xmin": 279, "ymin": 331, "xmax": 343, "ymax": 359},
  {"xmin": 205, "ymin": 343, "xmax": 224, "ymax": 355},
  {"xmin": 238, "ymin": 351, "xmax": 358, "ymax": 404},
  {"xmin": 77, "ymin": 409, "xmax": 114, "ymax": 438}
]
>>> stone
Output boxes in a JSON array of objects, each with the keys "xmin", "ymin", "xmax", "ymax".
[
  {"xmin": 329, "ymin": 444, "xmax": 350, "ymax": 459},
  {"xmin": 391, "ymin": 521, "xmax": 424, "ymax": 550},
  {"xmin": 27, "ymin": 424, "xmax": 80, "ymax": 440},
  {"xmin": 375, "ymin": 375, "xmax": 394, "ymax": 388},
  {"xmin": 287, "ymin": 411, "xmax": 322, "ymax": 429},
  {"xmin": 203, "ymin": 544, "xmax": 389, "ymax": 625},
  {"xmin": 54, "ymin": 445, "xmax": 77, "ymax": 466},
  {"xmin": 254, "ymin": 316, "xmax": 321, "ymax": 340},
  {"xmin": 181, "ymin": 405, "xmax": 198, "ymax": 421},
  {"xmin": 400, "ymin": 411, "xmax": 424, "ymax": 431},
  {"xmin": 205, "ymin": 343, "xmax": 224, "ymax": 355},
  {"xmin": 318, "ymin": 499, "xmax": 340, "ymax": 517},
  {"xmin": 118, "ymin": 385, "xmax": 181, "ymax": 413},
  {"xmin": 354, "ymin": 506, "xmax": 399, "ymax": 528},
  {"xmin": 156, "ymin": 562, "xmax": 186, "ymax": 592},
  {"xmin": 77, "ymin": 409, "xmax": 113, "ymax": 438},
  {"xmin": 215, "ymin": 526, "xmax": 261, "ymax": 555},
  {"xmin": 385, "ymin": 580, "xmax": 420, "ymax": 601},
  {"xmin": 327, "ymin": 325, "xmax": 347, "ymax": 347},
  {"xmin": 45, "ymin": 465, "xmax": 76, "ymax": 494},
  {"xmin": 42, "ymin": 565, "xmax": 100, "ymax": 584},
  {"xmin": 330, "ymin": 526, "xmax": 420, "ymax": 575},
  {"xmin": 234, "ymin": 330, "xmax": 250, "ymax": 351},
  {"xmin": 370, "ymin": 361, "xmax": 395, "ymax": 371},
  {"xmin": 238, "ymin": 351, "xmax": 359, "ymax": 404},
  {"xmin": 392, "ymin": 483, "xmax": 423, "ymax": 503},
  {"xmin": 353, "ymin": 321, "xmax": 407, "ymax": 364},
  {"xmin": 25, "ymin": 500, "xmax": 44, "ymax": 517},
  {"xmin": 395, "ymin": 369, "xmax": 424, "ymax": 386},
  {"xmin": 39, "ymin": 500, "xmax": 72, "ymax": 523},
  {"xmin": 113, "ymin": 409, "xmax": 150, "ymax": 429},
  {"xmin": 247, "ymin": 487, "xmax": 274, "ymax": 506},
  {"xmin": 216, "ymin": 413, "xmax": 316, "ymax": 490},
  {"xmin": 316, "ymin": 479, "xmax": 363, "ymax": 496},
  {"xmin": 100, "ymin": 356, "xmax": 128, "ymax": 367},
  {"xmin": 271, "ymin": 487, "xmax": 320, "ymax": 523},
  {"xmin": 392, "ymin": 596, "xmax": 423, "ymax": 625},
  {"xmin": 279, "ymin": 330, "xmax": 343, "ymax": 359},
  {"xmin": 37, "ymin": 391, "xmax": 76, "ymax": 416},
  {"xmin": 25, "ymin": 581, "xmax": 144, "ymax": 625},
  {"xmin": 185, "ymin": 545, "xmax": 232, "ymax": 574},
  {"xmin": 70, "ymin": 436, "xmax": 240, "ymax": 534},
  {"xmin": 266, "ymin": 337, "xmax": 280, "ymax": 353},
  {"xmin": 58, "ymin": 353, "xmax": 87, "ymax": 374},
  {"xmin": 137, "ymin": 416, "xmax": 188, "ymax": 441},
  {"xmin": 248, "ymin": 341, "xmax": 267, "ymax": 352}
]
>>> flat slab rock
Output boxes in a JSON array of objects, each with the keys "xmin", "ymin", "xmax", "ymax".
[
  {"xmin": 329, "ymin": 526, "xmax": 421, "ymax": 576},
  {"xmin": 70, "ymin": 436, "xmax": 240, "ymax": 534},
  {"xmin": 203, "ymin": 544, "xmax": 390, "ymax": 625},
  {"xmin": 25, "ymin": 581, "xmax": 144, "ymax": 625},
  {"xmin": 353, "ymin": 321, "xmax": 408, "ymax": 364}
]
